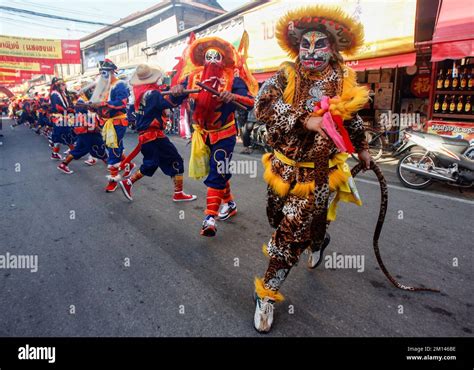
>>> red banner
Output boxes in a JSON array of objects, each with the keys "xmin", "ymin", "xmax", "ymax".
[
  {"xmin": 0, "ymin": 70, "xmax": 33, "ymax": 79},
  {"xmin": 59, "ymin": 40, "xmax": 81, "ymax": 64},
  {"xmin": 0, "ymin": 75, "xmax": 28, "ymax": 85},
  {"xmin": 0, "ymin": 61, "xmax": 55, "ymax": 74},
  {"xmin": 0, "ymin": 36, "xmax": 81, "ymax": 64}
]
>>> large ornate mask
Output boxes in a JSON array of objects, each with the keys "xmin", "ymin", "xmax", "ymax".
[{"xmin": 299, "ymin": 31, "xmax": 332, "ymax": 71}]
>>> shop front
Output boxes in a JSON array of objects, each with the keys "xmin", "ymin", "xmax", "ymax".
[
  {"xmin": 426, "ymin": 0, "xmax": 474, "ymax": 142},
  {"xmin": 242, "ymin": 0, "xmax": 421, "ymax": 143}
]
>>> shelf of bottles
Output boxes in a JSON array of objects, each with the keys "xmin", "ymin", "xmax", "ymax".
[{"xmin": 433, "ymin": 58, "xmax": 474, "ymax": 120}]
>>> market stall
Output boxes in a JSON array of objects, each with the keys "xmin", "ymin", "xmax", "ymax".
[{"xmin": 426, "ymin": 0, "xmax": 474, "ymax": 141}]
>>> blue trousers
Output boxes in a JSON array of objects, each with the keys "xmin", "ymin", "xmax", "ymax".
[
  {"xmin": 52, "ymin": 126, "xmax": 76, "ymax": 146},
  {"xmin": 106, "ymin": 125, "xmax": 127, "ymax": 165},
  {"xmin": 204, "ymin": 135, "xmax": 236, "ymax": 190},
  {"xmin": 70, "ymin": 133, "xmax": 107, "ymax": 160},
  {"xmin": 140, "ymin": 136, "xmax": 184, "ymax": 177}
]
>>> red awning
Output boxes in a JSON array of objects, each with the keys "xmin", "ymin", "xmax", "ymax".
[
  {"xmin": 253, "ymin": 71, "xmax": 276, "ymax": 83},
  {"xmin": 345, "ymin": 52, "xmax": 417, "ymax": 71},
  {"xmin": 431, "ymin": 0, "xmax": 474, "ymax": 62}
]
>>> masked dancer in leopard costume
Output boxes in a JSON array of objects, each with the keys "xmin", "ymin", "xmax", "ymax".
[{"xmin": 253, "ymin": 5, "xmax": 373, "ymax": 333}]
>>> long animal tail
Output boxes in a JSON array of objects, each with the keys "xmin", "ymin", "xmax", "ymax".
[{"xmin": 351, "ymin": 161, "xmax": 440, "ymax": 293}]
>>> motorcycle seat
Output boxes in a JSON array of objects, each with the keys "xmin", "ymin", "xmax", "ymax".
[{"xmin": 441, "ymin": 136, "xmax": 469, "ymax": 147}]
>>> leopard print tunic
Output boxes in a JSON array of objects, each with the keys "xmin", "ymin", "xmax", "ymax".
[{"xmin": 255, "ymin": 61, "xmax": 367, "ymax": 189}]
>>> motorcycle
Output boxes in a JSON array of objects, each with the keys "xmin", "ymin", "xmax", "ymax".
[
  {"xmin": 396, "ymin": 130, "xmax": 474, "ymax": 189},
  {"xmin": 244, "ymin": 108, "xmax": 272, "ymax": 153}
]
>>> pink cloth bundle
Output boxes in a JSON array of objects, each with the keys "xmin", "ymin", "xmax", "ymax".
[{"xmin": 318, "ymin": 96, "xmax": 347, "ymax": 152}]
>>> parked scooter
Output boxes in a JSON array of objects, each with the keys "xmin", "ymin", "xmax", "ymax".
[
  {"xmin": 243, "ymin": 108, "xmax": 272, "ymax": 153},
  {"xmin": 397, "ymin": 130, "xmax": 474, "ymax": 189}
]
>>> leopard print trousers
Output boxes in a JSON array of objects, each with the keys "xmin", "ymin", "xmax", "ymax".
[{"xmin": 263, "ymin": 182, "xmax": 330, "ymax": 292}]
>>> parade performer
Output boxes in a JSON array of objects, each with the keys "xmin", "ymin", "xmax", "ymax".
[
  {"xmin": 252, "ymin": 6, "xmax": 373, "ymax": 333},
  {"xmin": 57, "ymin": 93, "xmax": 107, "ymax": 175},
  {"xmin": 36, "ymin": 94, "xmax": 50, "ymax": 136},
  {"xmin": 170, "ymin": 33, "xmax": 258, "ymax": 237},
  {"xmin": 49, "ymin": 78, "xmax": 76, "ymax": 160},
  {"xmin": 88, "ymin": 59, "xmax": 134, "ymax": 192},
  {"xmin": 118, "ymin": 64, "xmax": 196, "ymax": 202}
]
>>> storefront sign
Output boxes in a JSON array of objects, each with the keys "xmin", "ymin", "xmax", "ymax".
[
  {"xmin": 410, "ymin": 74, "xmax": 431, "ymax": 98},
  {"xmin": 0, "ymin": 36, "xmax": 81, "ymax": 64},
  {"xmin": 427, "ymin": 120, "xmax": 474, "ymax": 142},
  {"xmin": 243, "ymin": 0, "xmax": 416, "ymax": 73},
  {"xmin": 0, "ymin": 70, "xmax": 32, "ymax": 79},
  {"xmin": 84, "ymin": 49, "xmax": 105, "ymax": 71},
  {"xmin": 374, "ymin": 82, "xmax": 393, "ymax": 110},
  {"xmin": 0, "ymin": 61, "xmax": 54, "ymax": 74},
  {"xmin": 147, "ymin": 16, "xmax": 178, "ymax": 46},
  {"xmin": 107, "ymin": 42, "xmax": 128, "ymax": 65}
]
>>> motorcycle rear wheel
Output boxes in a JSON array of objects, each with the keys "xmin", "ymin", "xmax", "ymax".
[{"xmin": 397, "ymin": 152, "xmax": 435, "ymax": 189}]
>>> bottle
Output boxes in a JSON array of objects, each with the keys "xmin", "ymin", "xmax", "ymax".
[
  {"xmin": 456, "ymin": 95, "xmax": 464, "ymax": 113},
  {"xmin": 468, "ymin": 68, "xmax": 474, "ymax": 90},
  {"xmin": 433, "ymin": 94, "xmax": 441, "ymax": 113},
  {"xmin": 452, "ymin": 63, "xmax": 460, "ymax": 90},
  {"xmin": 464, "ymin": 96, "xmax": 472, "ymax": 114},
  {"xmin": 444, "ymin": 69, "xmax": 452, "ymax": 90},
  {"xmin": 441, "ymin": 95, "xmax": 449, "ymax": 113},
  {"xmin": 436, "ymin": 69, "xmax": 444, "ymax": 89},
  {"xmin": 460, "ymin": 68, "xmax": 468, "ymax": 90},
  {"xmin": 449, "ymin": 95, "xmax": 457, "ymax": 113}
]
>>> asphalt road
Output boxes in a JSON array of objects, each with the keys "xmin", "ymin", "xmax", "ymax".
[{"xmin": 0, "ymin": 120, "xmax": 472, "ymax": 337}]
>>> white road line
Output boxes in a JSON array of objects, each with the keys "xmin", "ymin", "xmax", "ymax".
[{"xmin": 355, "ymin": 178, "xmax": 474, "ymax": 205}]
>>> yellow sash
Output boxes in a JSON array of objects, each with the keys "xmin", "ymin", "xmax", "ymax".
[
  {"xmin": 274, "ymin": 150, "xmax": 315, "ymax": 168},
  {"xmin": 262, "ymin": 151, "xmax": 362, "ymax": 220},
  {"xmin": 188, "ymin": 121, "xmax": 235, "ymax": 180},
  {"xmin": 102, "ymin": 114, "xmax": 126, "ymax": 148},
  {"xmin": 327, "ymin": 152, "xmax": 363, "ymax": 220}
]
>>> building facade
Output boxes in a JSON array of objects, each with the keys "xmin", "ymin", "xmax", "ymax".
[{"xmin": 79, "ymin": 0, "xmax": 225, "ymax": 76}]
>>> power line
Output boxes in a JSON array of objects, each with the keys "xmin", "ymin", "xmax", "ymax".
[
  {"xmin": 0, "ymin": 15, "xmax": 91, "ymax": 33},
  {"xmin": 11, "ymin": 0, "xmax": 118, "ymax": 22},
  {"xmin": 0, "ymin": 11, "xmax": 97, "ymax": 33},
  {"xmin": 0, "ymin": 5, "xmax": 124, "ymax": 28}
]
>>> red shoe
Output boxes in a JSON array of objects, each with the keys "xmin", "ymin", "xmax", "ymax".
[
  {"xmin": 122, "ymin": 162, "xmax": 136, "ymax": 178},
  {"xmin": 119, "ymin": 179, "xmax": 133, "ymax": 201},
  {"xmin": 105, "ymin": 181, "xmax": 118, "ymax": 192},
  {"xmin": 173, "ymin": 191, "xmax": 197, "ymax": 202},
  {"xmin": 84, "ymin": 157, "xmax": 97, "ymax": 166},
  {"xmin": 57, "ymin": 162, "xmax": 74, "ymax": 174},
  {"xmin": 51, "ymin": 152, "xmax": 62, "ymax": 160}
]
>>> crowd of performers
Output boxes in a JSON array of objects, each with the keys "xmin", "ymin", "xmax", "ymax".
[{"xmin": 8, "ymin": 5, "xmax": 374, "ymax": 333}]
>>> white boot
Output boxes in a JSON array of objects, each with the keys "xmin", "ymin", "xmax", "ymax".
[
  {"xmin": 307, "ymin": 233, "xmax": 330, "ymax": 269},
  {"xmin": 254, "ymin": 294, "xmax": 275, "ymax": 333}
]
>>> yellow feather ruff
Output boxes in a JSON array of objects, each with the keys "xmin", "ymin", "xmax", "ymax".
[
  {"xmin": 262, "ymin": 244, "xmax": 269, "ymax": 258},
  {"xmin": 281, "ymin": 63, "xmax": 369, "ymax": 120},
  {"xmin": 290, "ymin": 181, "xmax": 315, "ymax": 197},
  {"xmin": 262, "ymin": 154, "xmax": 291, "ymax": 197},
  {"xmin": 254, "ymin": 278, "xmax": 284, "ymax": 302},
  {"xmin": 282, "ymin": 62, "xmax": 296, "ymax": 105},
  {"xmin": 313, "ymin": 65, "xmax": 370, "ymax": 120}
]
